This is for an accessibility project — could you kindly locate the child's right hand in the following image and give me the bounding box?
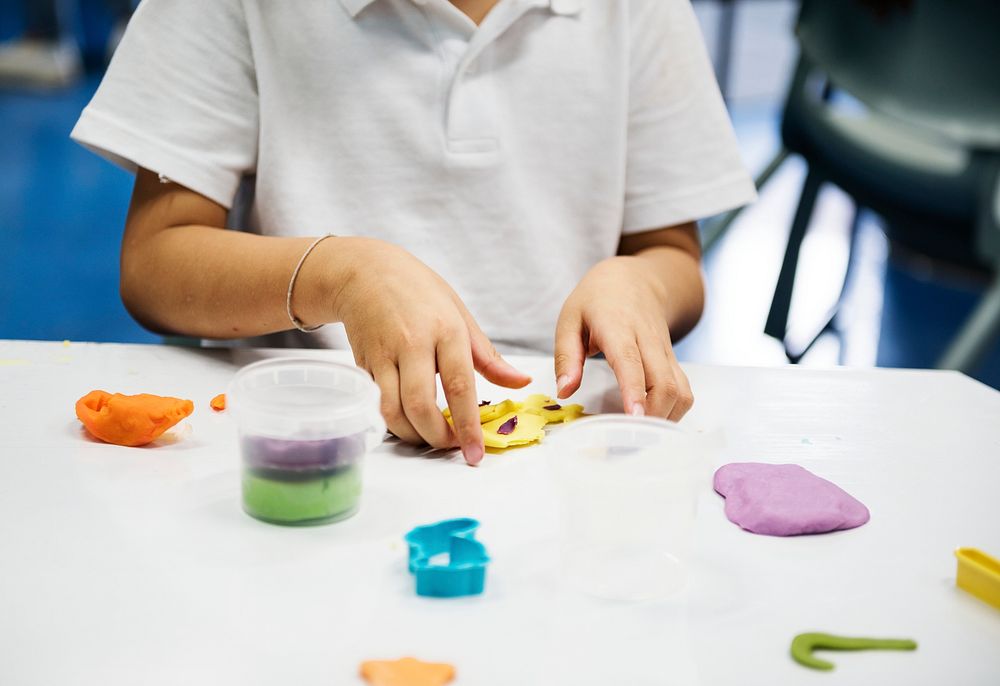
[118,172,526,462]
[331,238,531,465]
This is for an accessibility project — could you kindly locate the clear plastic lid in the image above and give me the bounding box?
[227,358,385,441]
[548,415,708,483]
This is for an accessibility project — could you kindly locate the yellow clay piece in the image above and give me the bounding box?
[525,403,584,424]
[479,399,523,423]
[482,411,546,449]
[441,393,585,452]
[520,393,584,424]
[955,547,1000,610]
[443,399,522,425]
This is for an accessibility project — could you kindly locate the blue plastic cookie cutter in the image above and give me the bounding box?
[404,518,490,598]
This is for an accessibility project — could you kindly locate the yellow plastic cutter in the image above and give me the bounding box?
[955,547,1000,610]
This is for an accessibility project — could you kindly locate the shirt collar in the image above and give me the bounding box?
[338,0,583,20]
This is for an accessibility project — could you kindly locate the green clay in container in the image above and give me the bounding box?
[242,465,362,526]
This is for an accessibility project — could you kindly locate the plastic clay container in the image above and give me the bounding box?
[548,415,709,601]
[227,358,385,526]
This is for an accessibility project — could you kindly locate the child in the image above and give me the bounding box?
[71,0,756,465]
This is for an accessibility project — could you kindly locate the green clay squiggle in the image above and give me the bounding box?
[790,632,917,671]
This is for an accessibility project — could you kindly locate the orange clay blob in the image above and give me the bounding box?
[360,658,455,686]
[75,390,195,447]
[210,393,227,411]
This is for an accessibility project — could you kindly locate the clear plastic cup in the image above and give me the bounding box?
[548,415,708,601]
[227,358,385,526]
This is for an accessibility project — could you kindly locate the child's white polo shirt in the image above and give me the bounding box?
[72,0,756,352]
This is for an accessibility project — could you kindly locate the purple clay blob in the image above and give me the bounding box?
[241,432,367,471]
[543,404,562,411]
[713,462,870,536]
[497,416,518,435]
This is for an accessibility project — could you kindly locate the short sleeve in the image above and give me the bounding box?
[70,0,258,209]
[623,0,757,233]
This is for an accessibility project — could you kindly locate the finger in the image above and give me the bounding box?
[638,336,678,419]
[372,362,421,445]
[601,335,647,416]
[459,307,532,389]
[553,308,586,399]
[399,349,457,451]
[437,337,485,465]
[666,355,695,422]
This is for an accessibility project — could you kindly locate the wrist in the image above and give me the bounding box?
[290,235,369,328]
[309,236,398,324]
[631,247,705,334]
[631,251,672,300]
[593,253,671,315]
[601,254,669,295]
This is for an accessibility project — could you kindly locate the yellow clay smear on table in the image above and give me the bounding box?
[482,410,547,449]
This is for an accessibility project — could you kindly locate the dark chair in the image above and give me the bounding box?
[705,0,1000,372]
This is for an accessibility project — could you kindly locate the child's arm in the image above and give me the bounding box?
[122,169,529,464]
[552,0,757,420]
[553,222,703,421]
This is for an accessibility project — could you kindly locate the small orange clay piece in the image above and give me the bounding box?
[75,390,194,447]
[210,393,227,411]
[360,657,455,686]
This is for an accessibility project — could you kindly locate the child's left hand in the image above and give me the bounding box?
[554,255,694,421]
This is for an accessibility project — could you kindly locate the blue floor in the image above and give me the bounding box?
[0,74,157,345]
[1,65,997,387]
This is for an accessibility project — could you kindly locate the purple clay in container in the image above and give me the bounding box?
[241,432,367,472]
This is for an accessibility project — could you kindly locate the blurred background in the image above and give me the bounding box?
[1,0,998,388]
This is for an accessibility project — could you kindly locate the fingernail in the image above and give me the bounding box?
[556,374,570,394]
[630,402,645,417]
[463,443,484,465]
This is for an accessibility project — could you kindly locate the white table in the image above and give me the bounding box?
[1,340,998,685]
